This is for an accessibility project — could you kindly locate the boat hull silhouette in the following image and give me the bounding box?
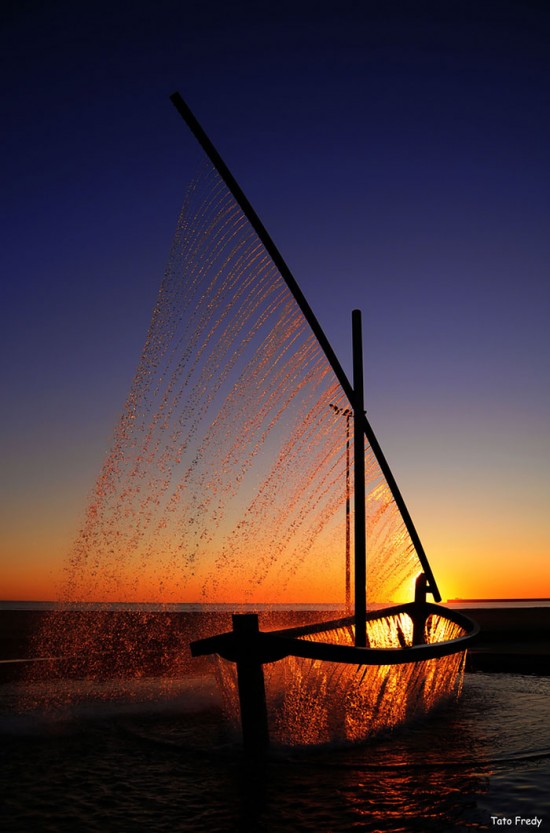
[191,577,479,753]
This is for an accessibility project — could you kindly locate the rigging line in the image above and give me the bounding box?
[169,91,441,602]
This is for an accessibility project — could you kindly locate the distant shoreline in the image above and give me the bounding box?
[2,598,550,612]
[449,598,550,603]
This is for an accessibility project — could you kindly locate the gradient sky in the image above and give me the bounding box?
[1,0,549,602]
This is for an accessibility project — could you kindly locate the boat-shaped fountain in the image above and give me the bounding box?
[166,93,479,754]
[23,93,478,754]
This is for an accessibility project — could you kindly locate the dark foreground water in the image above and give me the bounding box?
[1,671,549,832]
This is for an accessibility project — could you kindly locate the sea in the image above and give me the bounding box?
[1,600,549,832]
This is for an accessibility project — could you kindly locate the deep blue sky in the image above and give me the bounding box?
[2,0,549,599]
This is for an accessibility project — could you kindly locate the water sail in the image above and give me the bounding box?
[52,94,440,616]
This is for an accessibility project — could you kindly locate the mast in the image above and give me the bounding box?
[352,310,367,647]
[169,91,442,604]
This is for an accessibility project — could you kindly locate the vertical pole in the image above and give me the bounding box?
[352,310,367,647]
[232,614,270,756]
[345,411,351,612]
[412,573,428,646]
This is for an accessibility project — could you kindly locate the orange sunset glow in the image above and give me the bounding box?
[3,509,549,605]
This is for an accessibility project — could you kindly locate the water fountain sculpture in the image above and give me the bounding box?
[28,93,478,751]
[167,93,479,753]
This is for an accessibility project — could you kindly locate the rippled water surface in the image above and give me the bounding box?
[2,673,549,832]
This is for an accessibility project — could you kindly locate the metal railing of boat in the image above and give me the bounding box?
[190,601,479,667]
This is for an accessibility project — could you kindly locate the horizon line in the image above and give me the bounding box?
[2,597,550,606]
